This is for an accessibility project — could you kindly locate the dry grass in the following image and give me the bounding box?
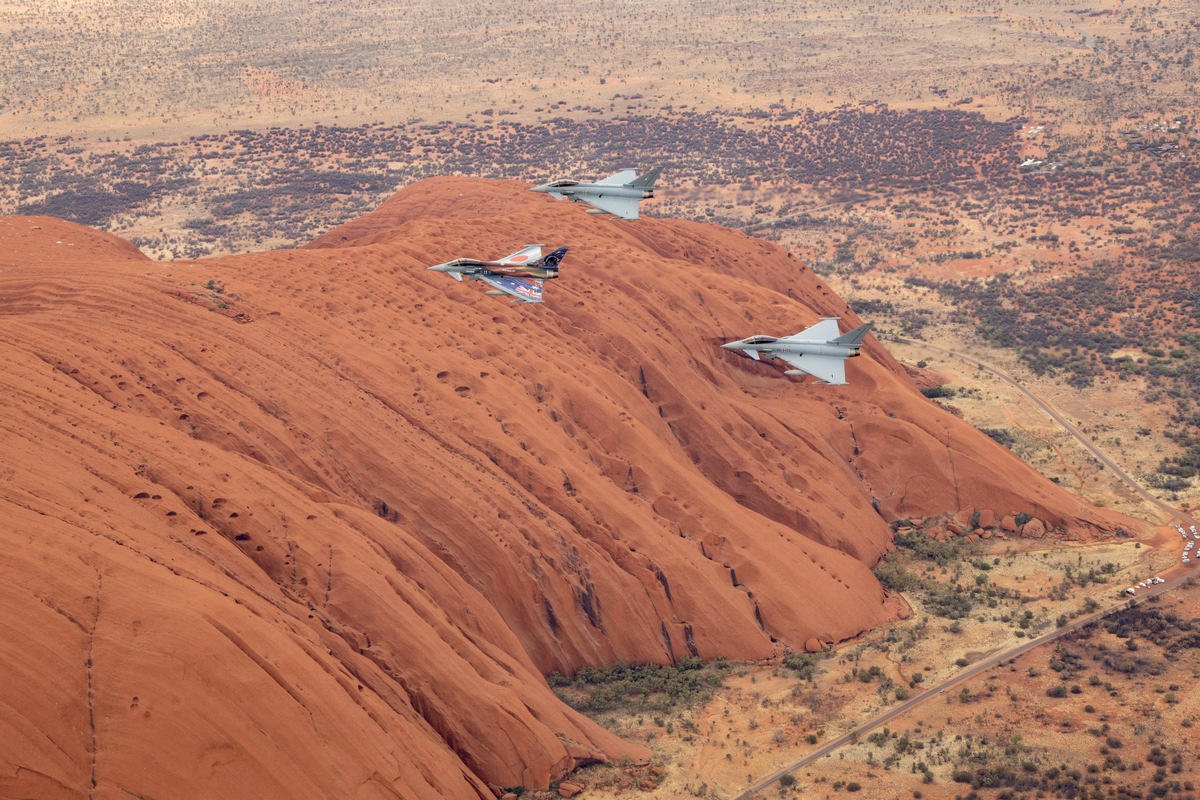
[3,0,1196,140]
[576,542,1197,800]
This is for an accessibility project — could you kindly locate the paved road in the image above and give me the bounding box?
[733,567,1196,799]
[732,338,1198,799]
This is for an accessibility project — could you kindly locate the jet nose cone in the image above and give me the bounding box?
[721,341,743,350]
[530,184,549,194]
[428,263,450,272]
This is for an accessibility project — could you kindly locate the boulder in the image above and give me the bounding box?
[1021,517,1047,538]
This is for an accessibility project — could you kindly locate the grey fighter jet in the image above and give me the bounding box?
[531,167,662,220]
[427,244,567,303]
[721,318,873,385]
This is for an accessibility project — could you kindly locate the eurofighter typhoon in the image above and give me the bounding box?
[427,244,568,303]
[721,318,873,385]
[531,167,662,220]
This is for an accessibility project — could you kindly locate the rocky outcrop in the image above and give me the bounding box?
[0,182,1138,799]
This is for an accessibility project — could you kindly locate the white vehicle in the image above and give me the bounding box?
[1125,588,1137,595]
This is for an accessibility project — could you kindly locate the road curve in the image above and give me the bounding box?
[891,335,1176,518]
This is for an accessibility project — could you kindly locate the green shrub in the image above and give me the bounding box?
[550,659,726,713]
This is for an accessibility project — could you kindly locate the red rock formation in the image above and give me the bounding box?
[0,185,1137,798]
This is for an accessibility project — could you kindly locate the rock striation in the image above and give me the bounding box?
[0,182,1137,798]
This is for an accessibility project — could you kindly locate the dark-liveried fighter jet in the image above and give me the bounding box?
[721,318,873,385]
[531,167,662,220]
[427,244,567,303]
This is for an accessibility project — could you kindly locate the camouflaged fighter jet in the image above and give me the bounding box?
[427,244,568,303]
[531,167,662,220]
[721,318,873,385]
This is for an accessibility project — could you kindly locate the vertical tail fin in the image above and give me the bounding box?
[630,166,663,188]
[832,323,873,347]
[537,246,569,269]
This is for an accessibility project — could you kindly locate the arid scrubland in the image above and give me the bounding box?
[3,0,1194,137]
[3,1,1200,797]
[567,537,1200,800]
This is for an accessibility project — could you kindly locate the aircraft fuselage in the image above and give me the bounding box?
[722,339,863,360]
[428,259,560,281]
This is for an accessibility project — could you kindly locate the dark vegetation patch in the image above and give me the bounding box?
[548,656,728,713]
[910,259,1200,489]
[872,528,1024,622]
[0,106,1014,258]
